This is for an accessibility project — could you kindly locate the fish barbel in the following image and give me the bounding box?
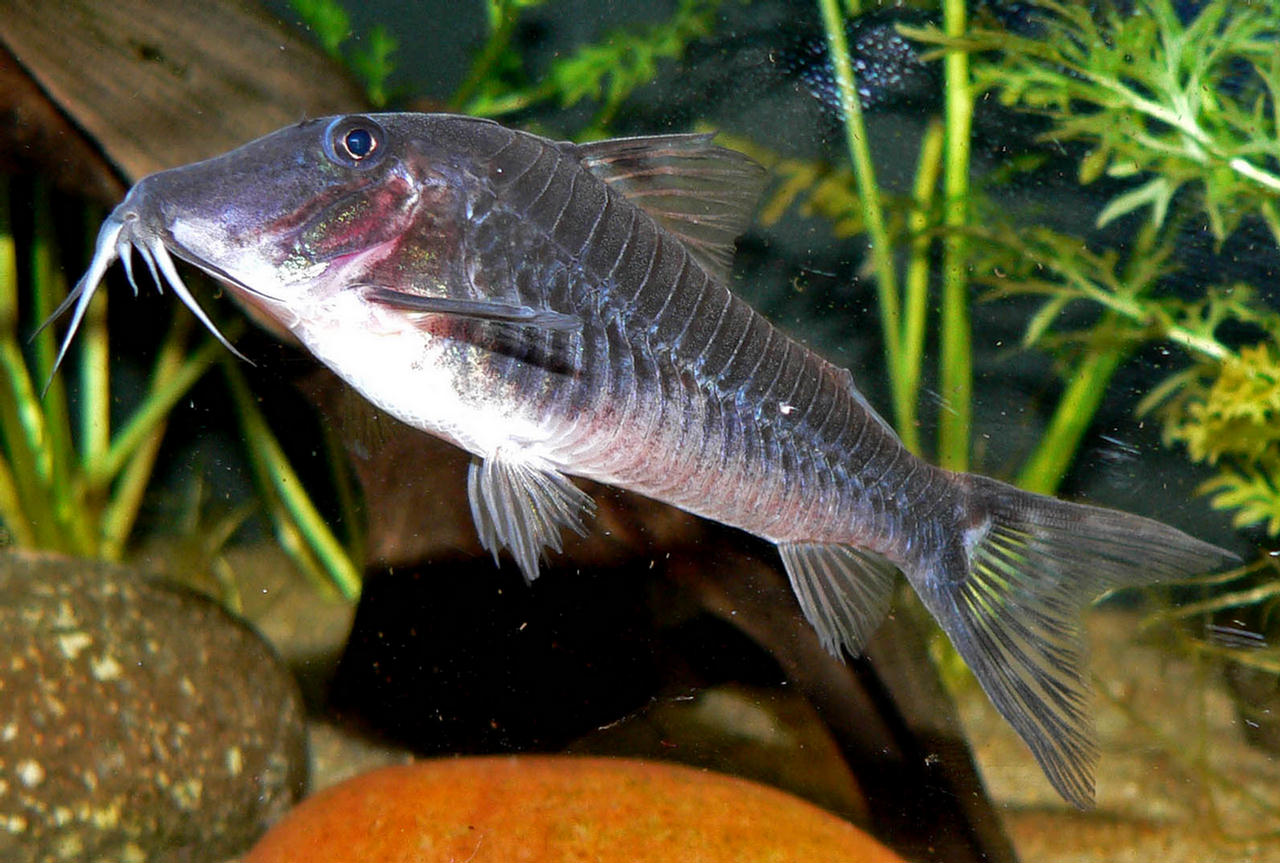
[49,113,1233,807]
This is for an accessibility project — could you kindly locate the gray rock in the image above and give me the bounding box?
[0,551,306,863]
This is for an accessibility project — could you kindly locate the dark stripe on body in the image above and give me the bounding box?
[470,128,939,553]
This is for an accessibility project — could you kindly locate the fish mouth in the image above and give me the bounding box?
[42,207,279,377]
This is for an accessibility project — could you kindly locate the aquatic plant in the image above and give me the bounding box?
[0,180,225,558]
[1146,335,1280,537]
[958,0,1280,244]
[814,0,973,466]
[457,0,723,135]
[0,179,361,600]
[906,3,1280,812]
[290,0,399,107]
[222,358,363,598]
[733,0,1277,522]
[924,0,1280,516]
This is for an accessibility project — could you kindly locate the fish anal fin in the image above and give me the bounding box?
[573,133,767,283]
[777,541,898,658]
[466,453,596,583]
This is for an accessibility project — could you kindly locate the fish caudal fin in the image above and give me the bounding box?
[908,474,1235,808]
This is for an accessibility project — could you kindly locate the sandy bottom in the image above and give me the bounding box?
[955,609,1280,863]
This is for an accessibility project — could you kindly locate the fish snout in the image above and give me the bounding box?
[111,175,174,243]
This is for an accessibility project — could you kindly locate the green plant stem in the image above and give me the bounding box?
[1015,336,1127,494]
[0,454,30,547]
[30,187,82,547]
[98,314,199,559]
[0,181,36,547]
[816,0,905,428]
[1149,576,1280,624]
[0,180,61,548]
[451,1,518,110]
[900,119,946,456]
[99,428,163,560]
[0,339,62,546]
[79,207,109,471]
[223,360,362,600]
[938,0,973,472]
[84,324,238,492]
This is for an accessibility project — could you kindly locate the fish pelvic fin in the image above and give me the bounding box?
[909,473,1237,809]
[776,541,898,658]
[466,452,596,583]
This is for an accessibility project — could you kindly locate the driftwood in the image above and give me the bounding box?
[0,0,366,196]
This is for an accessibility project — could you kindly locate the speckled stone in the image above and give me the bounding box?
[0,551,307,863]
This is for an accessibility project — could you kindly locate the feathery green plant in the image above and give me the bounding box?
[460,0,723,136]
[932,0,1280,519]
[957,0,1280,243]
[291,0,398,107]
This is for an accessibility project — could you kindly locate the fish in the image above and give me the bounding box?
[47,112,1234,808]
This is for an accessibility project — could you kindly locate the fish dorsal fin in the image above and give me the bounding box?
[572,133,767,283]
[776,541,898,658]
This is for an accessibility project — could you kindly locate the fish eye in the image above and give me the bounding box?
[323,116,386,169]
[344,128,374,159]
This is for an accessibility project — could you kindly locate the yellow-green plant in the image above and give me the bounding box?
[457,0,723,136]
[290,0,399,106]
[0,180,361,599]
[0,181,224,558]
[923,0,1280,522]
[1146,335,1280,537]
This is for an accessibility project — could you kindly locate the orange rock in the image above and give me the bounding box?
[245,756,905,862]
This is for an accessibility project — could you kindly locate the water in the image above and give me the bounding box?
[6,0,1280,861]
[268,0,1277,858]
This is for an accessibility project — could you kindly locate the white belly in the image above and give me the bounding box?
[286,289,552,461]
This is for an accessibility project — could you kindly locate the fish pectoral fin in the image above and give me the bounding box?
[572,133,767,284]
[776,541,898,658]
[362,286,582,332]
[467,453,596,583]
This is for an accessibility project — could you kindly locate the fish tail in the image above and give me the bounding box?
[906,473,1234,809]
